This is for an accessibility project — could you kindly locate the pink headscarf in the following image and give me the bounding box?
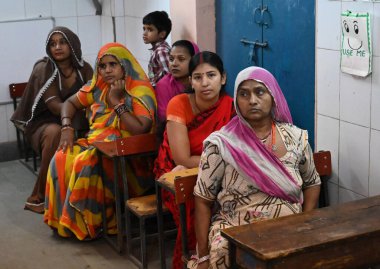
[234,66,292,124]
[205,66,302,204]
[190,41,200,54]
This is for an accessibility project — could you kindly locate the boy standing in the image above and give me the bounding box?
[143,11,172,87]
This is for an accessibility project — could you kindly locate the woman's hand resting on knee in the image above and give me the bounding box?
[58,126,75,153]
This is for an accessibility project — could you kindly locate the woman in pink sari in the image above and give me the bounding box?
[155,40,199,124]
[191,66,321,269]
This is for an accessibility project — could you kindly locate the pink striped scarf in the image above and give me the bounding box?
[205,66,302,203]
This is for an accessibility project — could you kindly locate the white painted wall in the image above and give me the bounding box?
[0,0,169,144]
[316,0,380,204]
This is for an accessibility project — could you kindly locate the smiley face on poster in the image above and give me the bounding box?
[341,11,372,77]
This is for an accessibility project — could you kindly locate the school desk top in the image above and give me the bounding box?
[221,195,380,269]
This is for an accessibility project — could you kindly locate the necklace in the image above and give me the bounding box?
[60,67,75,79]
[259,131,271,143]
[260,121,277,151]
[271,121,277,151]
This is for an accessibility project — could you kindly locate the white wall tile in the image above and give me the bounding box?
[102,0,113,16]
[125,17,150,62]
[138,59,149,75]
[114,0,124,17]
[0,18,52,102]
[124,0,169,18]
[101,16,115,44]
[316,49,340,118]
[316,0,341,50]
[316,115,340,184]
[339,121,370,197]
[124,0,150,17]
[327,182,339,206]
[340,72,371,127]
[339,187,366,204]
[25,0,52,18]
[369,129,380,196]
[0,0,25,21]
[0,105,8,143]
[124,0,170,22]
[51,0,77,17]
[77,0,97,16]
[372,56,380,130]
[83,53,97,70]
[78,16,102,55]
[374,3,380,57]
[341,1,374,13]
[115,17,126,44]
[54,17,78,33]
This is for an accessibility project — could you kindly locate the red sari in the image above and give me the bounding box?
[154,93,235,269]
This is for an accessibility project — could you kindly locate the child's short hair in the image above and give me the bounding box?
[143,11,172,39]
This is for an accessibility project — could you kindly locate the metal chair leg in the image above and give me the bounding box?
[156,183,166,269]
[114,156,126,253]
[126,205,132,258]
[140,217,148,269]
[98,152,125,254]
[23,135,29,162]
[15,129,22,158]
[179,203,188,269]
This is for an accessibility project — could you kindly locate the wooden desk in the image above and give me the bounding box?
[221,195,380,269]
[93,133,157,254]
[156,168,198,269]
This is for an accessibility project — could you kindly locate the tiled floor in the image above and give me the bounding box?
[0,160,174,269]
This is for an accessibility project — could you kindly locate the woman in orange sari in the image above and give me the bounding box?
[154,51,235,269]
[44,43,156,240]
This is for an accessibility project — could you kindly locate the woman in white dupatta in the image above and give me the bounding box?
[190,66,321,269]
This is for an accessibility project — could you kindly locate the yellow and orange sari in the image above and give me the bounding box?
[44,43,156,240]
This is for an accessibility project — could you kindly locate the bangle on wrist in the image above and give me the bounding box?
[190,254,210,264]
[61,126,74,132]
[113,103,123,109]
[61,124,72,129]
[114,103,130,117]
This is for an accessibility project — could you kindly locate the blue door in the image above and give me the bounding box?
[216,0,316,148]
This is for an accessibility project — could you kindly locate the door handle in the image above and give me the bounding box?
[240,39,268,48]
[261,5,270,28]
[260,6,269,28]
[253,7,262,24]
[240,39,268,63]
[253,5,270,27]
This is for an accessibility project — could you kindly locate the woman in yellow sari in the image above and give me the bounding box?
[44,42,156,240]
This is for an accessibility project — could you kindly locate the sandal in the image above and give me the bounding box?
[24,201,44,214]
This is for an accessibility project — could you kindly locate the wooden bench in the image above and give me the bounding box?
[221,194,380,269]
